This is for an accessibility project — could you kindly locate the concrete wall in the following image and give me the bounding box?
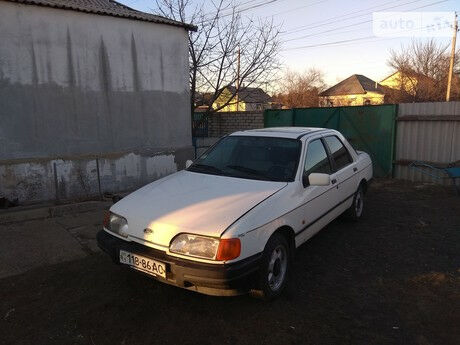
[0,2,193,204]
[208,111,264,137]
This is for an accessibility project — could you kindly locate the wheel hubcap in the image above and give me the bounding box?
[267,245,287,291]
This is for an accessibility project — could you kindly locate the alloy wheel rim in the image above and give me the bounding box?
[267,245,287,291]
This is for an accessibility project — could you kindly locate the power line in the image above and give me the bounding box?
[282,11,451,52]
[280,0,406,35]
[266,0,330,18]
[283,36,377,51]
[198,0,285,24]
[283,0,428,39]
[283,0,449,43]
[199,0,261,20]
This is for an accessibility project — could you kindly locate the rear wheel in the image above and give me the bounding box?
[252,233,290,300]
[346,185,364,220]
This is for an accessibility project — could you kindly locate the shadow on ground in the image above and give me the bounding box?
[1,179,459,345]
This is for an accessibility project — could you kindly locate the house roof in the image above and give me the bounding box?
[227,86,272,103]
[3,0,197,30]
[319,74,385,97]
[381,71,407,83]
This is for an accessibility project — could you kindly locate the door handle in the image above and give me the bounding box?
[353,167,358,172]
[331,178,337,184]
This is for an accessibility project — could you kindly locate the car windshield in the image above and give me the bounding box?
[188,136,301,182]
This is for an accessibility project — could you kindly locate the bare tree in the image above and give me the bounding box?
[273,68,326,108]
[154,0,281,119]
[387,39,459,102]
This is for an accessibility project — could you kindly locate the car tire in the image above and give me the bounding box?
[346,184,364,221]
[252,233,290,300]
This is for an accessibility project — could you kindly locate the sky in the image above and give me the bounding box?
[119,0,459,87]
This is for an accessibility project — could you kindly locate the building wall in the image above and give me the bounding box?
[212,89,245,112]
[244,102,271,111]
[380,72,417,95]
[0,2,193,204]
[208,111,264,137]
[319,92,385,107]
[211,88,271,112]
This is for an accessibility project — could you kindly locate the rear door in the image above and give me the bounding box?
[323,135,358,204]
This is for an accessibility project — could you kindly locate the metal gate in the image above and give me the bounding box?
[264,105,398,177]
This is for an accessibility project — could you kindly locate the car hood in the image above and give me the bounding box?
[110,170,286,248]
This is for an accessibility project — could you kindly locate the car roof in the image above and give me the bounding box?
[230,127,330,139]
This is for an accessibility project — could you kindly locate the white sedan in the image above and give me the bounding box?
[98,127,372,299]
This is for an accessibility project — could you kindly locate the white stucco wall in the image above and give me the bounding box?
[0,2,189,93]
[0,2,193,203]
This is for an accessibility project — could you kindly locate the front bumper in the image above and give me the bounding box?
[97,230,261,296]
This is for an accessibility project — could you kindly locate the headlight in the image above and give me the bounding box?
[104,212,128,238]
[169,234,220,259]
[169,234,241,261]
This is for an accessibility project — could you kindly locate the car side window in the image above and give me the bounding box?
[304,139,332,176]
[324,136,353,171]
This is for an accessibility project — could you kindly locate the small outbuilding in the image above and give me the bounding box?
[0,0,196,204]
[319,74,386,107]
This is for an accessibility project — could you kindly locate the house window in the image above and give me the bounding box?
[364,99,371,105]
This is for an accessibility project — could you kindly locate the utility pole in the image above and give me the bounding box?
[236,46,240,111]
[446,12,458,102]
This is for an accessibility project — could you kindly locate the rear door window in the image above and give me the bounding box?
[323,136,353,171]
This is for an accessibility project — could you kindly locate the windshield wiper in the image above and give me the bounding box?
[189,163,223,175]
[225,165,276,181]
[226,165,261,175]
[226,165,288,182]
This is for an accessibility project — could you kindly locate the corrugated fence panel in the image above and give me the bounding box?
[450,121,460,164]
[398,100,460,116]
[395,101,460,186]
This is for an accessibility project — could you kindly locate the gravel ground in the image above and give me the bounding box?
[0,179,459,345]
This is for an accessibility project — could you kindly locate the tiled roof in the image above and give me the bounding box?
[227,86,272,103]
[319,74,385,96]
[3,0,196,30]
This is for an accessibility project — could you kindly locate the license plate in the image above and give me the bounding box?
[119,250,167,278]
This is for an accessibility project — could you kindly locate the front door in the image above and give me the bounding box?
[295,138,336,245]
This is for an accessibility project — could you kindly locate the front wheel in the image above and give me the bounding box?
[252,233,290,300]
[346,185,364,220]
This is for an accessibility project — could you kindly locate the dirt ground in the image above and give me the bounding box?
[0,179,459,345]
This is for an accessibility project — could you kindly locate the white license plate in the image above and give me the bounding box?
[119,250,167,278]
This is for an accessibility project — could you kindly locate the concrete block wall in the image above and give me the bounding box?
[208,111,264,137]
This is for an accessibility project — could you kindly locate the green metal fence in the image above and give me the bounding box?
[264,105,398,177]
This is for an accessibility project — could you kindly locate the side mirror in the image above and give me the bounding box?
[308,173,331,186]
[185,160,193,169]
